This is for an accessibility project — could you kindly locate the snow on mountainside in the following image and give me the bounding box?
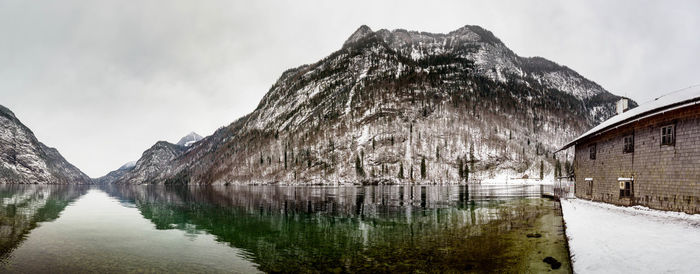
[121,161,137,169]
[0,105,91,184]
[176,132,203,147]
[113,25,635,185]
[371,26,611,101]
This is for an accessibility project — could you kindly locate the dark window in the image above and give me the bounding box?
[619,181,633,198]
[661,125,675,146]
[623,135,634,153]
[586,180,593,196]
[589,144,596,160]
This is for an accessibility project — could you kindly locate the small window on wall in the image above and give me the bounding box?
[623,135,634,153]
[586,180,593,196]
[589,144,596,160]
[661,125,675,146]
[619,181,633,198]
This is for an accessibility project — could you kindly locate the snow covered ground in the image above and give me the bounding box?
[561,199,700,273]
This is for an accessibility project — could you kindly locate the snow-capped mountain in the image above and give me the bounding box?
[369,25,611,101]
[176,132,203,147]
[115,25,635,185]
[0,105,91,184]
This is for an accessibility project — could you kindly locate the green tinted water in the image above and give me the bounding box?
[0,184,570,273]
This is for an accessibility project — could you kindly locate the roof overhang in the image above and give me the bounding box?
[557,86,700,153]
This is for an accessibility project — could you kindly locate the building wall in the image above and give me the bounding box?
[574,105,700,214]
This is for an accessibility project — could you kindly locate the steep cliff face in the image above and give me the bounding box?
[118,25,635,185]
[0,105,91,184]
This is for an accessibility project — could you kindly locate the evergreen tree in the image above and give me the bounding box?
[398,162,404,179]
[410,166,414,180]
[355,155,364,177]
[469,143,475,172]
[539,160,544,180]
[421,157,427,179]
[464,162,469,182]
[436,146,440,160]
[307,149,311,168]
[458,157,464,179]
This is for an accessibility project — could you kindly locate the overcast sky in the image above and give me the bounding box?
[1,0,698,177]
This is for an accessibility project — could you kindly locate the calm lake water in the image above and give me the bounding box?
[0,184,570,273]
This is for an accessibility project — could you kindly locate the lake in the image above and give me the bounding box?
[0,184,570,273]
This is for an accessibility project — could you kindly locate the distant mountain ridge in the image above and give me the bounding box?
[93,161,136,184]
[0,105,91,184]
[114,141,186,184]
[99,132,200,184]
[110,25,635,185]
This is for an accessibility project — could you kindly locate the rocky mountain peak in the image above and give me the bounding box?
[0,104,91,184]
[176,132,203,147]
[113,141,186,184]
[449,25,503,45]
[342,25,374,47]
[0,104,16,119]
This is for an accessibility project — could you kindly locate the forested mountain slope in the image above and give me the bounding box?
[117,25,635,185]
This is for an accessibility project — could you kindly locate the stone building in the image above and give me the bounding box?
[559,86,700,214]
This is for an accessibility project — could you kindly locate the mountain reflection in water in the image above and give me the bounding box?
[0,185,88,259]
[0,184,569,273]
